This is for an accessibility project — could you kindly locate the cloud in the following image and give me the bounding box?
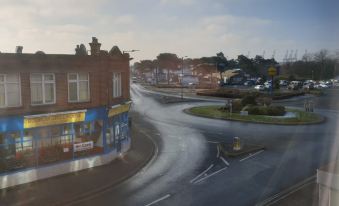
[0,0,333,62]
[160,0,195,5]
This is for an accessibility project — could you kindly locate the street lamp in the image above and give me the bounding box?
[181,56,188,99]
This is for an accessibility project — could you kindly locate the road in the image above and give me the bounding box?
[72,84,339,206]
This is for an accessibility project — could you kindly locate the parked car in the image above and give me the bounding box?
[288,81,302,90]
[303,83,314,90]
[254,85,265,91]
[314,83,329,89]
[279,80,288,86]
[244,80,255,86]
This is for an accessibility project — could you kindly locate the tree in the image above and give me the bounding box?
[157,53,180,84]
[216,52,228,80]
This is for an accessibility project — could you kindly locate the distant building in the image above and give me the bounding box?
[222,69,247,85]
[0,37,132,188]
[192,63,219,87]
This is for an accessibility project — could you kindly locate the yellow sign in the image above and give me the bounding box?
[108,103,131,117]
[24,112,85,129]
[268,67,277,76]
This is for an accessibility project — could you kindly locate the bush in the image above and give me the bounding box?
[267,105,285,116]
[232,99,243,112]
[241,95,257,106]
[245,105,286,116]
[257,97,272,106]
[246,106,261,115]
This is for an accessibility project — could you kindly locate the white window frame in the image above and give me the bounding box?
[112,72,122,98]
[0,73,22,108]
[30,73,56,105]
[68,73,90,102]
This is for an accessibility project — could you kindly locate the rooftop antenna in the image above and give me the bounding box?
[247,51,250,58]
[262,50,266,58]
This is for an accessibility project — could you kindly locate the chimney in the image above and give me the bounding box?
[89,37,101,56]
[16,46,23,54]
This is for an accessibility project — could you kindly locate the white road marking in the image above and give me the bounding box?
[190,164,214,183]
[216,145,220,158]
[220,156,230,166]
[239,150,264,162]
[145,194,171,206]
[193,167,227,184]
[206,140,219,144]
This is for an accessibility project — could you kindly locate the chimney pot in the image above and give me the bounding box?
[16,46,23,54]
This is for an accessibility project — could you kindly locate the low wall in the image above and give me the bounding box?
[0,139,131,189]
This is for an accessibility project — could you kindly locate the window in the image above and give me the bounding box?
[68,73,90,102]
[16,131,33,152]
[113,72,122,98]
[0,73,21,108]
[30,73,56,105]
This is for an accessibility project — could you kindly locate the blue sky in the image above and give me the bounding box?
[0,0,338,62]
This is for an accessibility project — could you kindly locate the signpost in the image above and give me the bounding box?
[268,66,277,96]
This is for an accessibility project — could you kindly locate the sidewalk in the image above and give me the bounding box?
[0,121,156,206]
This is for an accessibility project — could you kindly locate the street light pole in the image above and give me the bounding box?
[181,56,187,99]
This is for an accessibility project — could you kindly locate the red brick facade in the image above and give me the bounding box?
[0,47,130,117]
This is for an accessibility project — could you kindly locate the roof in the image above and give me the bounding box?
[222,69,244,78]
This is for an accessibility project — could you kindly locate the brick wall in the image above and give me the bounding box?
[0,53,130,117]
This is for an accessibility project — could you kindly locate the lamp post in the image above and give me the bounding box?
[181,56,188,99]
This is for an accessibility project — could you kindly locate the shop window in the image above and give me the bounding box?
[113,72,122,98]
[37,128,50,148]
[0,73,21,108]
[68,73,90,102]
[114,124,120,142]
[61,125,72,145]
[30,73,56,105]
[16,131,33,152]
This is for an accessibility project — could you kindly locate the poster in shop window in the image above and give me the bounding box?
[73,141,93,152]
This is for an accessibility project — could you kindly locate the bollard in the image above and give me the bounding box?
[233,137,241,151]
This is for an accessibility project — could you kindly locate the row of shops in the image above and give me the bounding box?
[0,102,131,174]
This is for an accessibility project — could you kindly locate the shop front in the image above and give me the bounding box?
[0,103,131,175]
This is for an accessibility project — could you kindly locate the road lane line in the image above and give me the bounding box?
[206,140,219,144]
[145,194,171,206]
[220,156,230,166]
[239,150,264,162]
[193,167,227,184]
[190,164,214,183]
[216,145,220,158]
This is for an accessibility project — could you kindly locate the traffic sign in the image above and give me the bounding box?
[268,66,277,76]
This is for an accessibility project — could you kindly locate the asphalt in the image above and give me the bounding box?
[0,114,156,206]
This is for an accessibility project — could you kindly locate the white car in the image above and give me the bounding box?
[254,85,265,91]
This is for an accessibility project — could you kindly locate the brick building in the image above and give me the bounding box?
[0,37,132,187]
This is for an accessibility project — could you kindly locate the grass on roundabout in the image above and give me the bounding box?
[187,105,325,125]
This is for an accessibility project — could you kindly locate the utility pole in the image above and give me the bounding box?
[181,56,188,99]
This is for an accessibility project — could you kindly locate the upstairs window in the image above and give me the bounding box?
[68,73,90,102]
[30,73,56,105]
[113,72,122,98]
[0,73,21,108]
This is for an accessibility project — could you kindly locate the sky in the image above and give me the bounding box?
[0,0,338,62]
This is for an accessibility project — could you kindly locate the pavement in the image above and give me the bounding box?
[0,113,156,206]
